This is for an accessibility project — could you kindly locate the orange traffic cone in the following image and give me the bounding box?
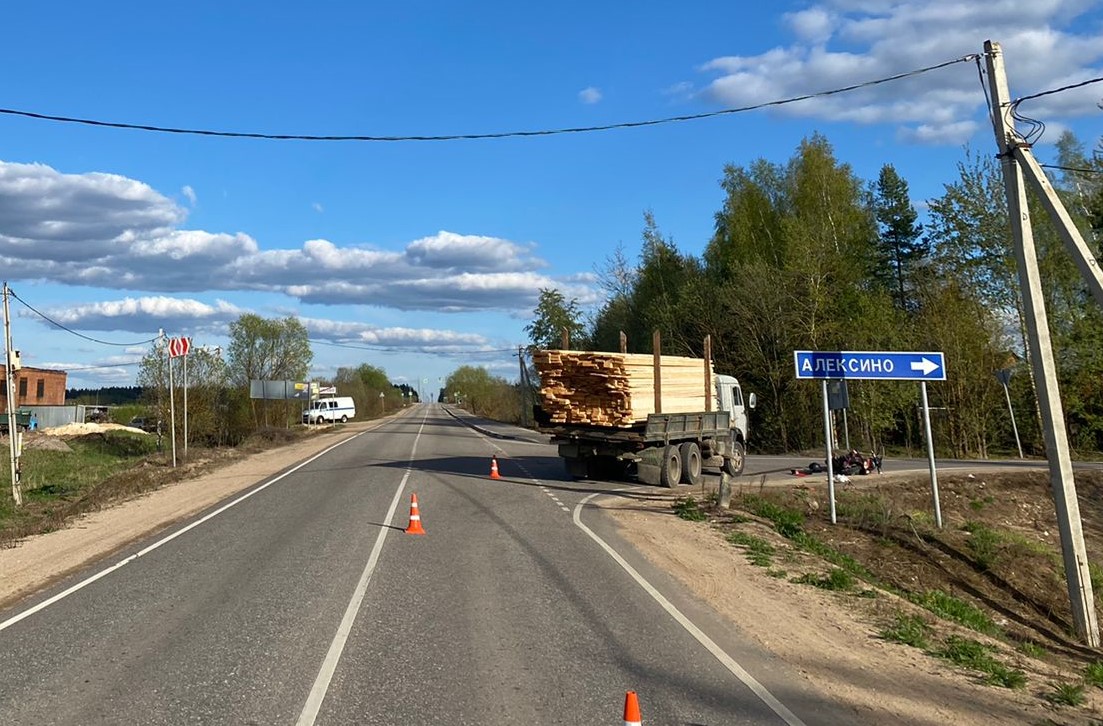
[623,691,642,725]
[489,456,501,480]
[405,493,426,535]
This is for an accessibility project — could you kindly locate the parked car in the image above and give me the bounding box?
[128,416,161,433]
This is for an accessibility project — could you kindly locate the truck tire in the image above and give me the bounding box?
[723,441,746,477]
[679,442,702,485]
[340,415,348,423]
[565,457,589,480]
[659,445,682,488]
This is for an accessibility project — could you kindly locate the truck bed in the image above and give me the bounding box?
[539,410,730,445]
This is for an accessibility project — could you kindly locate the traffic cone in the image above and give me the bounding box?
[405,493,426,535]
[623,691,642,725]
[490,455,501,480]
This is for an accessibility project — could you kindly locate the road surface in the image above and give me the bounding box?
[0,403,857,725]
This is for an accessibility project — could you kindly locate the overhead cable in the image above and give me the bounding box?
[0,56,978,143]
[10,290,161,347]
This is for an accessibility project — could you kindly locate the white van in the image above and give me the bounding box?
[303,396,357,424]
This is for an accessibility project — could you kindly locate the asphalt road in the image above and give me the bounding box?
[0,403,860,725]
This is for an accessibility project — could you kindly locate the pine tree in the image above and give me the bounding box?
[872,164,926,311]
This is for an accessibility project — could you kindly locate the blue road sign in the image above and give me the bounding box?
[794,350,946,381]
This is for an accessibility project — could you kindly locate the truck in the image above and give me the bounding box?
[0,410,32,434]
[533,350,755,487]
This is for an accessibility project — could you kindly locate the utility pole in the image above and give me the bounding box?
[984,39,1099,646]
[3,283,22,506]
[518,346,529,428]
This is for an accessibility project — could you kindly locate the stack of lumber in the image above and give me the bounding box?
[533,350,712,427]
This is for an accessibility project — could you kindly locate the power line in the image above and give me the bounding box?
[9,290,161,347]
[1013,76,1103,104]
[1041,163,1103,175]
[0,55,978,143]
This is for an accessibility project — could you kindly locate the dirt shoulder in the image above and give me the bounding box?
[601,470,1103,726]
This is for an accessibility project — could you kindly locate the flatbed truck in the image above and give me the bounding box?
[537,374,754,487]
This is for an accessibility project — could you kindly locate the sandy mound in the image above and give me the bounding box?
[41,423,148,437]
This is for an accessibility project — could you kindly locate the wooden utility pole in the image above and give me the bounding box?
[3,283,22,506]
[652,330,662,414]
[984,39,1099,646]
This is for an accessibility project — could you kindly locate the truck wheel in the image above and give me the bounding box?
[659,445,682,488]
[340,415,348,423]
[722,442,746,477]
[679,442,702,485]
[565,457,589,480]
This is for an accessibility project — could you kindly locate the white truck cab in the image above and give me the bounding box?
[715,374,755,443]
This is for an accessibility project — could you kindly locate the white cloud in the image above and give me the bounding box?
[579,86,603,104]
[0,160,597,314]
[694,1,1103,145]
[312,202,324,213]
[33,296,247,334]
[182,185,197,205]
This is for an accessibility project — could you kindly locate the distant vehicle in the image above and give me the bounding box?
[128,416,161,433]
[86,406,109,423]
[302,396,356,425]
[0,410,32,433]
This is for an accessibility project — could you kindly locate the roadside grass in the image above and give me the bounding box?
[1018,641,1047,659]
[881,614,932,649]
[934,636,1026,689]
[908,590,1002,638]
[726,531,776,567]
[672,496,708,522]
[794,568,855,591]
[1046,682,1086,707]
[1084,661,1103,688]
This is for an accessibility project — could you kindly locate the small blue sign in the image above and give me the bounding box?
[793,350,946,381]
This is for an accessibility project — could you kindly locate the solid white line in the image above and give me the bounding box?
[573,492,807,726]
[296,411,428,726]
[0,427,374,633]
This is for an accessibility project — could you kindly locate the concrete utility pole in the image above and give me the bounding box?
[3,283,22,506]
[984,39,1099,647]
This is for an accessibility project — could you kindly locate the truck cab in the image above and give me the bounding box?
[715,374,755,446]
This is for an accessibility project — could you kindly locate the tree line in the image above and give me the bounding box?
[135,314,417,446]
[526,131,1103,458]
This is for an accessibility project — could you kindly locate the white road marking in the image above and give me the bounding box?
[297,411,428,726]
[0,425,378,633]
[573,492,807,726]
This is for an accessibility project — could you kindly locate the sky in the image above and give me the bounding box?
[0,1,1101,396]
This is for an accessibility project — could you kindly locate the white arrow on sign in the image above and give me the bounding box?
[910,357,940,376]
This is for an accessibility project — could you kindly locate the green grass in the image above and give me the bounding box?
[0,431,165,545]
[932,636,1026,689]
[963,521,1001,570]
[1084,661,1103,688]
[881,614,931,648]
[741,495,804,537]
[1017,641,1047,659]
[1046,682,1086,707]
[726,531,776,567]
[836,492,894,532]
[793,568,855,591]
[969,495,995,512]
[766,568,787,579]
[672,496,707,522]
[908,590,1002,637]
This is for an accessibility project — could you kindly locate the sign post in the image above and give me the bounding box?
[167,336,191,467]
[794,350,947,527]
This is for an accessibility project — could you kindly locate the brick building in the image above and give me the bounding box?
[0,367,68,412]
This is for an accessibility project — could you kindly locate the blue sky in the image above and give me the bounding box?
[1,1,1101,393]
